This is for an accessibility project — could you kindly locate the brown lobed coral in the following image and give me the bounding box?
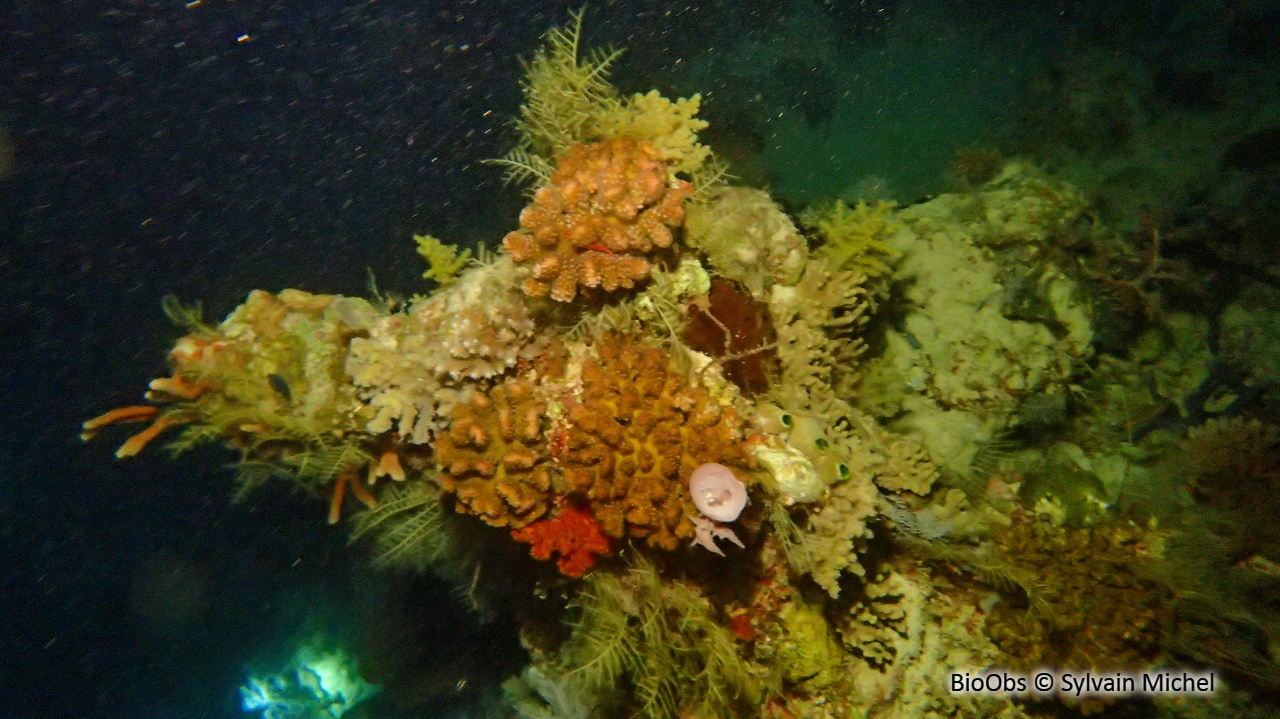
[1183,417,1280,497]
[433,379,556,529]
[503,138,690,302]
[554,334,755,550]
[984,513,1168,672]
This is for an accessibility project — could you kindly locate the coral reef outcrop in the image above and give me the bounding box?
[84,12,1256,719]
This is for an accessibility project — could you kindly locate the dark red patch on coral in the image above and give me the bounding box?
[727,610,756,642]
[685,278,777,395]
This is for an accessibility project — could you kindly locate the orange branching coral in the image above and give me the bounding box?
[511,502,611,578]
[327,472,378,525]
[503,138,690,302]
[81,405,159,441]
[557,334,755,550]
[434,379,555,528]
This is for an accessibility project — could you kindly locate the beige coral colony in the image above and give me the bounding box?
[81,9,1278,719]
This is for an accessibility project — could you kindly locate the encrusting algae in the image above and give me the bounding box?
[84,10,1275,719]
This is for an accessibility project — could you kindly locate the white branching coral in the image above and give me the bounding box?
[799,472,879,597]
[409,256,547,380]
[346,313,455,444]
[345,258,546,443]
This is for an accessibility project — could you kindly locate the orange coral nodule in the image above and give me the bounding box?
[327,472,378,524]
[374,450,406,482]
[511,503,611,578]
[328,473,352,525]
[503,138,690,303]
[727,609,757,642]
[348,474,378,509]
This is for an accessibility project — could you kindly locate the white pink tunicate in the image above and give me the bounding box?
[689,463,747,523]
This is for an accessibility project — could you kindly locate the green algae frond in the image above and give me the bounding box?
[349,481,450,571]
[413,233,471,287]
[562,558,760,719]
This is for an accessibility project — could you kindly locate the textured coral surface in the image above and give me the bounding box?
[345,259,542,443]
[557,335,754,550]
[434,379,555,528]
[503,138,689,302]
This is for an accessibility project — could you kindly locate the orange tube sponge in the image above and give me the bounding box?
[115,414,184,459]
[503,138,690,302]
[434,379,555,528]
[511,503,611,578]
[83,405,190,459]
[80,405,159,441]
[557,334,755,550]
